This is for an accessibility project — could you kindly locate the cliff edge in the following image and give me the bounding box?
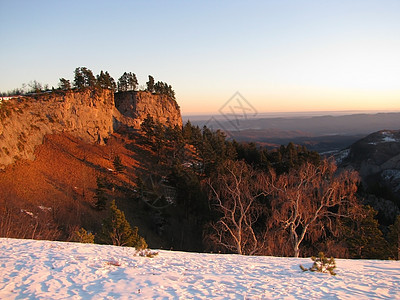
[0,89,182,169]
[114,91,182,129]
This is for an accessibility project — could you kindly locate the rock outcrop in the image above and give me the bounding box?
[114,91,182,129]
[0,89,115,169]
[0,89,182,169]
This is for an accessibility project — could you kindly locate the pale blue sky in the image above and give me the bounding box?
[1,0,399,114]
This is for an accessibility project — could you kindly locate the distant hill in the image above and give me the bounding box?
[338,130,400,223]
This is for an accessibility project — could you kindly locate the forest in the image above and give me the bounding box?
[136,116,399,259]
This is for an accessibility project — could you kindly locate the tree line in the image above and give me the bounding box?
[1,67,176,100]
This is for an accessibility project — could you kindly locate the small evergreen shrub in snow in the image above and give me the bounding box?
[300,252,336,275]
[137,249,159,258]
[72,228,95,243]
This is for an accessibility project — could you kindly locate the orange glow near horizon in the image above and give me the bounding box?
[180,88,400,115]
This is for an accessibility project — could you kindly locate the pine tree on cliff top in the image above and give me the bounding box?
[146,75,155,93]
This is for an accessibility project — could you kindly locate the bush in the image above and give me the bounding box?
[137,249,159,258]
[300,252,337,275]
[71,228,95,243]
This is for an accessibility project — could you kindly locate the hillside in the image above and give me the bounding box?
[0,88,191,250]
[338,130,400,224]
[0,238,399,299]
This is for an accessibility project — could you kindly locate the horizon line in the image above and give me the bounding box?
[182,109,400,118]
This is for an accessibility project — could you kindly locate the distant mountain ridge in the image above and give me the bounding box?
[190,112,400,152]
[192,112,400,136]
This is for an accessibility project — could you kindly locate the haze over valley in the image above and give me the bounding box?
[187,112,400,152]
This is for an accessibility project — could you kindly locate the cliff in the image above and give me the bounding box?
[114,91,182,129]
[0,89,182,169]
[0,89,114,169]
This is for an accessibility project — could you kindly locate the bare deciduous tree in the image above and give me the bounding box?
[206,160,265,255]
[264,159,359,257]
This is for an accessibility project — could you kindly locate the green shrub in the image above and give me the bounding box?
[71,228,95,243]
[300,252,336,275]
[97,200,148,249]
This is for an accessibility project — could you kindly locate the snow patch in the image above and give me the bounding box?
[382,169,400,181]
[0,238,399,299]
[38,205,52,212]
[335,149,350,164]
[380,131,399,143]
[368,131,399,145]
[20,209,34,217]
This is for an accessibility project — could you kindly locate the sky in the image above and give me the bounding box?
[1,0,399,115]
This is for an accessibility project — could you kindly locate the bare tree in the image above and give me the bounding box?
[264,159,359,257]
[207,160,265,255]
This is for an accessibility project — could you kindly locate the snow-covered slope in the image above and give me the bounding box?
[0,238,399,299]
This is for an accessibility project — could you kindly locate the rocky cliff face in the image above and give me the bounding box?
[114,91,182,129]
[0,89,115,169]
[0,89,183,170]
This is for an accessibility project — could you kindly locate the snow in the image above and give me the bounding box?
[1,238,400,299]
[335,149,350,164]
[382,169,400,181]
[38,205,52,212]
[368,131,399,145]
[380,131,399,143]
[383,136,398,142]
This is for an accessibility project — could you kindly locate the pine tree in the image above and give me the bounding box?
[94,176,108,210]
[97,200,147,248]
[117,72,138,92]
[113,155,124,173]
[388,215,400,260]
[342,205,388,259]
[74,67,97,89]
[141,114,156,141]
[183,121,193,142]
[126,72,138,91]
[82,67,96,88]
[74,67,85,89]
[97,71,116,91]
[58,78,71,90]
[146,75,155,93]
